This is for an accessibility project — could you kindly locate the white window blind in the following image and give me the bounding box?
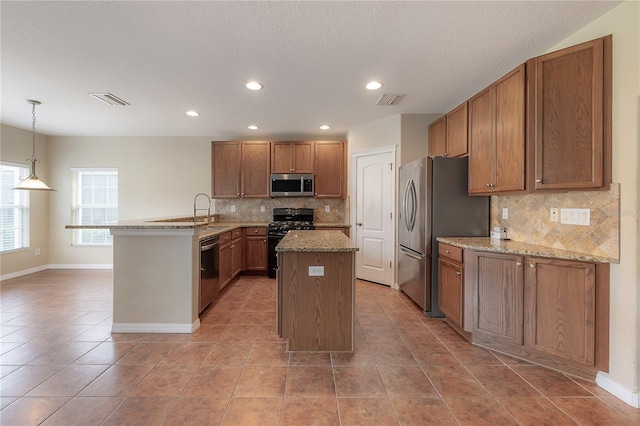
[0,162,30,253]
[72,168,118,245]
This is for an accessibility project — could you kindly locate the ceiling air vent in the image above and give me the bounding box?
[376,93,405,106]
[89,92,130,106]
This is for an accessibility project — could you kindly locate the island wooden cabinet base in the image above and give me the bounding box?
[277,250,355,352]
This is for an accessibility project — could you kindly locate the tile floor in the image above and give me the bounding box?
[1,269,638,425]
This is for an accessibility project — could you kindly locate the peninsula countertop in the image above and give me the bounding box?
[276,230,358,253]
[437,237,618,264]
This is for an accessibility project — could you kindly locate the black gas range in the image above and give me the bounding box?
[267,208,315,278]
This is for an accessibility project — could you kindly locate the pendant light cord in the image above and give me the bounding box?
[31,101,38,162]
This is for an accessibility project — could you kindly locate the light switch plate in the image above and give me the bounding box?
[325,205,330,212]
[309,266,324,276]
[260,205,265,212]
[550,208,558,222]
[560,208,590,226]
[502,208,508,219]
[230,205,236,213]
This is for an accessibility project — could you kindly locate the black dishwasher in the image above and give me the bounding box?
[199,235,219,313]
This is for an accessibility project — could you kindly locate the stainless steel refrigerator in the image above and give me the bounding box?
[398,156,489,317]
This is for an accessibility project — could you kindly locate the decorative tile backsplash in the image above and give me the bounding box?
[491,183,620,260]
[213,198,347,223]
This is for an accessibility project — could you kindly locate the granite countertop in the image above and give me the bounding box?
[314,223,351,228]
[437,237,618,264]
[276,230,358,253]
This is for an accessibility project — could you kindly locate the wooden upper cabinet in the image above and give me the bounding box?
[468,64,526,195]
[427,116,447,157]
[428,102,468,158]
[531,36,611,190]
[446,102,468,158]
[211,141,270,198]
[314,140,346,198]
[212,141,241,197]
[240,142,270,197]
[271,141,314,174]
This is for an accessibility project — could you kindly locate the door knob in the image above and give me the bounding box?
[356,222,363,226]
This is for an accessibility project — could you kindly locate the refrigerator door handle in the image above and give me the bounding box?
[403,179,417,232]
[399,245,424,260]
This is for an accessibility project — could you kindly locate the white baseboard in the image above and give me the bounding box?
[48,264,113,270]
[596,372,640,408]
[0,265,49,281]
[112,319,200,334]
[1,264,113,281]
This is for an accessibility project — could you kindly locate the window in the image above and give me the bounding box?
[72,168,118,245]
[0,162,30,253]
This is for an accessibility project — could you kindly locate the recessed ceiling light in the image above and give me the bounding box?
[320,125,330,130]
[248,125,259,130]
[366,81,383,90]
[186,110,199,117]
[246,81,263,91]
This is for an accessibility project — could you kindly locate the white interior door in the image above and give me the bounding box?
[354,147,395,286]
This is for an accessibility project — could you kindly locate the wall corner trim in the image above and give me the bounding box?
[596,372,640,408]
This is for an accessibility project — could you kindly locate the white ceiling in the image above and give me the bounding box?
[1,1,620,139]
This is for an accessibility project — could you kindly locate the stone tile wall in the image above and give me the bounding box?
[213,198,347,223]
[491,183,620,260]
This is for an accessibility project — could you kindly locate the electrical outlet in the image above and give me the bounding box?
[308,266,324,276]
[230,205,236,213]
[502,208,508,219]
[35,248,41,256]
[550,208,559,222]
[260,205,265,212]
[324,205,330,212]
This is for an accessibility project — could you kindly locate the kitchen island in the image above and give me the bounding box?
[276,230,358,351]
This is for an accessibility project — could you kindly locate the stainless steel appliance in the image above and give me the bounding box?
[398,157,489,316]
[270,174,314,197]
[267,208,315,278]
[199,234,219,313]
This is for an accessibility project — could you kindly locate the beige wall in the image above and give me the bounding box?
[0,125,50,277]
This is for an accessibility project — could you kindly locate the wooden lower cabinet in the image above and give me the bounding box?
[244,227,268,271]
[219,238,232,290]
[466,249,609,378]
[469,251,524,346]
[219,229,243,290]
[437,242,465,328]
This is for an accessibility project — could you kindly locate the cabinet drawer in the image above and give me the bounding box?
[232,228,242,240]
[245,227,267,236]
[219,232,232,244]
[439,243,463,263]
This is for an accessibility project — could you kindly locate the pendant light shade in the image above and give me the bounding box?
[14,99,54,191]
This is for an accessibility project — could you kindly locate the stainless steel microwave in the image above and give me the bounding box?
[270,174,314,197]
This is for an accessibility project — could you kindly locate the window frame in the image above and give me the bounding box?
[0,162,31,254]
[71,168,118,247]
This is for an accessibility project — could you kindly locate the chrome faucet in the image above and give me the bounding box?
[193,193,211,224]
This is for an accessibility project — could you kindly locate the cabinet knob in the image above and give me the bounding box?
[530,263,536,268]
[456,271,461,275]
[254,230,258,233]
[486,183,491,187]
[536,179,543,183]
[443,152,448,157]
[516,262,522,266]
[263,239,267,243]
[445,249,450,254]
[236,193,240,196]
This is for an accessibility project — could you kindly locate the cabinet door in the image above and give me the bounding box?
[219,241,232,290]
[314,141,345,198]
[241,142,270,197]
[533,37,609,190]
[494,65,525,192]
[472,251,524,345]
[271,142,314,173]
[271,142,293,173]
[293,142,314,173]
[231,238,243,277]
[245,236,268,271]
[212,142,241,198]
[428,116,447,157]
[446,102,468,158]
[468,87,495,194]
[525,258,596,366]
[438,258,463,328]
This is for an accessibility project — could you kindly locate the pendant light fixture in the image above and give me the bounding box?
[14,99,54,191]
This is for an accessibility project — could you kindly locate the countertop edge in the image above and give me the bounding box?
[437,237,618,264]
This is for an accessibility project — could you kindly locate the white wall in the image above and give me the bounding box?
[47,136,212,266]
[0,124,50,277]
[548,0,639,406]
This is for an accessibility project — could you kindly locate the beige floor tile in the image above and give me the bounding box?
[0,396,69,425]
[337,397,398,426]
[40,396,123,425]
[234,366,287,397]
[222,397,282,426]
[281,397,339,425]
[284,366,335,398]
[163,397,229,425]
[101,396,176,425]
